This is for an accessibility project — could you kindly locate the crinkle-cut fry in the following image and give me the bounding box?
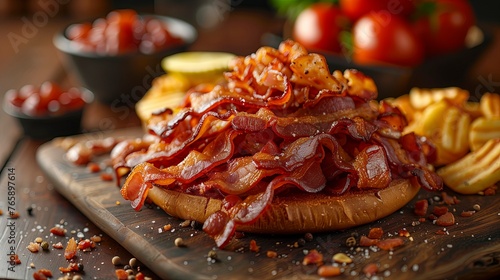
[414,100,470,165]
[136,74,191,123]
[469,117,500,151]
[437,139,500,194]
[389,94,418,123]
[480,92,500,118]
[464,101,483,120]
[409,87,469,110]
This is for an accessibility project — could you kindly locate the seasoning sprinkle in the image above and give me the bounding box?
[27,206,33,216]
[41,241,49,251]
[346,236,357,247]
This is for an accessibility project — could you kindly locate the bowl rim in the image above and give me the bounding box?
[53,14,198,59]
[3,87,94,120]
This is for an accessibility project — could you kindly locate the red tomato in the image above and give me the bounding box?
[413,0,475,56]
[353,13,424,67]
[66,23,92,41]
[4,82,88,116]
[39,81,63,108]
[339,0,417,21]
[292,3,350,53]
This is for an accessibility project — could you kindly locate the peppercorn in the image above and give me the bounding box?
[304,233,314,242]
[27,206,33,216]
[207,250,218,260]
[296,238,306,247]
[41,241,49,251]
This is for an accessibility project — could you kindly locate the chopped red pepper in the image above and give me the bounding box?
[302,249,324,266]
[414,199,428,217]
[64,237,77,260]
[432,205,449,216]
[359,235,379,247]
[377,238,404,250]
[368,227,384,239]
[50,226,65,236]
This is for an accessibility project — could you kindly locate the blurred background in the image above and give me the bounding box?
[1,0,500,98]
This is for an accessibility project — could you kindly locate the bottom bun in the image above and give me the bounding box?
[148,179,419,234]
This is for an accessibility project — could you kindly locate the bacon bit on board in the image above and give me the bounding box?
[414,199,428,216]
[428,213,438,221]
[87,162,101,173]
[27,242,41,253]
[90,235,102,243]
[266,250,278,258]
[377,238,405,250]
[52,242,64,249]
[59,262,83,273]
[359,235,379,247]
[398,229,410,237]
[432,205,449,216]
[9,211,20,219]
[441,192,459,205]
[436,212,455,227]
[38,268,53,277]
[302,249,324,266]
[163,224,172,231]
[483,186,497,196]
[367,227,384,239]
[460,210,476,217]
[317,265,342,277]
[64,237,77,260]
[363,263,379,277]
[33,268,53,280]
[10,254,21,265]
[77,239,95,251]
[436,228,448,235]
[100,172,114,181]
[50,226,65,236]
[249,239,260,253]
[135,272,145,280]
[115,269,129,280]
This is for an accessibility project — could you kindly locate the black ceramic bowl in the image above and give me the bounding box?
[53,15,197,105]
[3,88,93,140]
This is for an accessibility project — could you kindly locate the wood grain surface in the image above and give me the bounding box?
[36,128,500,280]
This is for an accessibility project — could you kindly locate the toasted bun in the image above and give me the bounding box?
[148,179,419,234]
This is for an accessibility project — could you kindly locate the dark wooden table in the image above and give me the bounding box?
[1,7,500,280]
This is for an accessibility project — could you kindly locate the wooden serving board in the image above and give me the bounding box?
[37,128,500,280]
